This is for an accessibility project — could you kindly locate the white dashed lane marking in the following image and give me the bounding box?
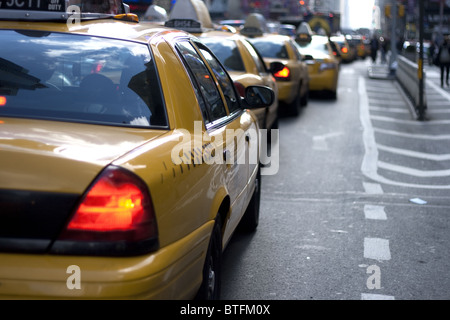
[364,237,391,261]
[361,293,395,300]
[364,205,387,220]
[363,182,384,194]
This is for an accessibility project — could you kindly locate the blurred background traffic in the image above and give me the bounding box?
[126,0,449,68]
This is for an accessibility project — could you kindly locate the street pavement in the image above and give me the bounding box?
[367,56,450,122]
[221,57,450,300]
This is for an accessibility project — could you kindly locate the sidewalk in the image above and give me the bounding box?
[367,57,450,120]
[367,63,396,80]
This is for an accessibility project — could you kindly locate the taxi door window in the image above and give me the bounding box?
[195,42,241,114]
[287,41,301,61]
[176,41,227,123]
[242,39,267,74]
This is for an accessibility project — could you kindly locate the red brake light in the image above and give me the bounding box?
[59,167,157,242]
[274,67,291,80]
[0,96,6,106]
[342,47,348,54]
[234,81,246,97]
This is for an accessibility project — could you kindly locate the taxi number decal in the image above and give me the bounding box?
[165,19,201,30]
[0,0,65,12]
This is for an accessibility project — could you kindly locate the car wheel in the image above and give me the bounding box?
[330,90,337,100]
[240,167,261,232]
[271,115,279,130]
[289,93,301,116]
[195,217,222,300]
[301,87,309,107]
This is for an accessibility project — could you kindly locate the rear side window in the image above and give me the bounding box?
[196,43,241,114]
[250,39,288,59]
[287,40,303,61]
[176,41,228,122]
[241,39,267,74]
[0,30,167,128]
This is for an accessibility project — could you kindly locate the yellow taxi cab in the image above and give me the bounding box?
[330,34,355,63]
[165,0,281,131]
[241,13,310,117]
[296,33,340,100]
[0,0,275,299]
[346,34,366,60]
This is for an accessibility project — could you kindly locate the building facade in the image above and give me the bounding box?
[377,0,450,42]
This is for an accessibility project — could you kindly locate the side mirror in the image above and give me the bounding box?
[302,54,314,61]
[242,85,275,109]
[269,61,285,75]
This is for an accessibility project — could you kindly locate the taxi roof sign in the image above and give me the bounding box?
[297,22,313,36]
[296,21,313,43]
[240,13,268,38]
[166,0,213,32]
[0,0,127,21]
[143,4,167,22]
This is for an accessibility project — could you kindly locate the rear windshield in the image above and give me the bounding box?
[248,39,288,59]
[201,38,245,72]
[0,30,167,128]
[297,37,330,58]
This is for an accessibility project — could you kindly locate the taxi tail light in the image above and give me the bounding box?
[274,66,291,81]
[59,166,157,243]
[234,81,246,97]
[341,47,348,54]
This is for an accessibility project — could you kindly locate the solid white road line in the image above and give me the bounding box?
[426,78,450,102]
[371,114,450,125]
[374,127,450,140]
[377,143,450,161]
[378,161,450,178]
[363,182,384,194]
[358,76,450,189]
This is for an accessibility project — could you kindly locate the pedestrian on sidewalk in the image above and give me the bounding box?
[437,35,450,87]
[370,34,379,64]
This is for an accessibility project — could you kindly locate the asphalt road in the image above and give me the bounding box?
[220,58,450,300]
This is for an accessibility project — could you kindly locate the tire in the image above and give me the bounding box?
[240,167,261,232]
[195,217,222,300]
[330,90,337,100]
[289,93,301,116]
[300,86,309,107]
[271,115,279,130]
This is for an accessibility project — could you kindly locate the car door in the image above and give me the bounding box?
[176,40,257,239]
[287,39,309,101]
[241,38,279,129]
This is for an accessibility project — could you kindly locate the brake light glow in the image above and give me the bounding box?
[341,47,348,54]
[234,81,246,97]
[0,96,6,106]
[274,67,291,80]
[59,166,157,242]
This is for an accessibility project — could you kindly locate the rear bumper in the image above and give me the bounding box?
[0,222,213,299]
[308,70,338,92]
[276,81,298,104]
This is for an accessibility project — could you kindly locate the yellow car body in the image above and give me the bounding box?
[347,34,367,59]
[196,31,280,131]
[247,34,310,116]
[330,35,355,63]
[296,35,340,99]
[165,0,280,131]
[0,4,273,299]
